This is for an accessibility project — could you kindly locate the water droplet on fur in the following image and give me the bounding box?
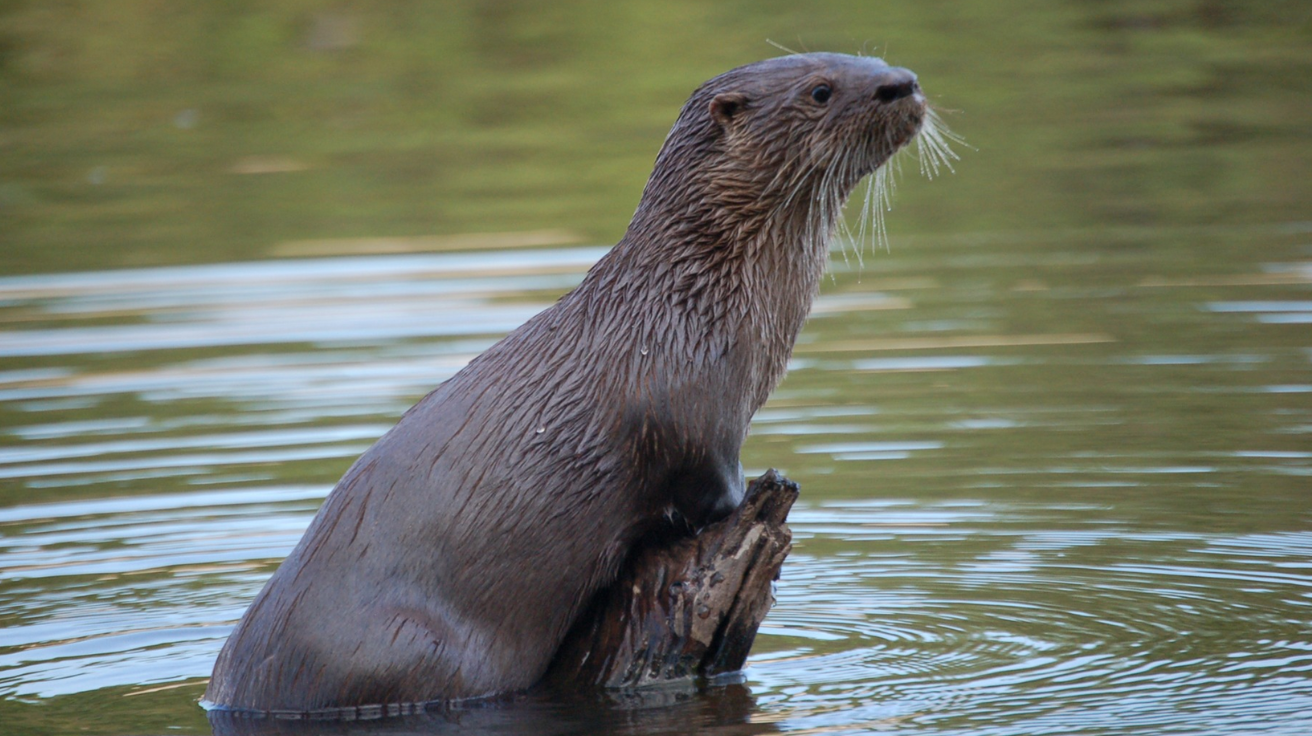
[640,346,649,356]
[535,426,545,434]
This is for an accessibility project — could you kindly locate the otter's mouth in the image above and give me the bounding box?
[881,96,929,152]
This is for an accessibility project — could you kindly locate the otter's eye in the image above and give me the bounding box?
[810,84,832,105]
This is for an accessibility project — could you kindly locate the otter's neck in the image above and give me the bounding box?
[603,172,838,407]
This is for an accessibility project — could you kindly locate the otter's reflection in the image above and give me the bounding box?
[208,683,781,736]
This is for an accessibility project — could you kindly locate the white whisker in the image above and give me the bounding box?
[916,107,966,179]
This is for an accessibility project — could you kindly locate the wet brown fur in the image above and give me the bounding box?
[205,53,926,711]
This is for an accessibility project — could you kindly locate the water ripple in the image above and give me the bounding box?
[1,248,1310,734]
[748,501,1312,734]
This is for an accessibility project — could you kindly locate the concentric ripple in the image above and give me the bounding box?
[748,501,1312,734]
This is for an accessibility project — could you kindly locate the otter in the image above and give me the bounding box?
[205,52,928,712]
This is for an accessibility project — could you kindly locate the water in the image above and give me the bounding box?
[2,2,1311,735]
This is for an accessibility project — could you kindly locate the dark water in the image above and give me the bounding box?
[2,2,1310,735]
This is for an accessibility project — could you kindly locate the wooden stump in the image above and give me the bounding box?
[545,470,799,689]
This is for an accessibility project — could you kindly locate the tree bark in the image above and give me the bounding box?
[545,470,798,689]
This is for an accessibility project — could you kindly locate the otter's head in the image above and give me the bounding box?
[634,53,928,244]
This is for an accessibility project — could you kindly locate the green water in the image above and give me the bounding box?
[1,2,1310,734]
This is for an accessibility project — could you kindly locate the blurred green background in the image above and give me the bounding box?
[2,0,1308,275]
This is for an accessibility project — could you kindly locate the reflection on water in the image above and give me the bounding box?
[204,684,777,736]
[0,250,602,358]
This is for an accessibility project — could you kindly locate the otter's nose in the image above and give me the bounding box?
[874,69,920,103]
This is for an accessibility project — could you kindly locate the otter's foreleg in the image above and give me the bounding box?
[667,454,746,528]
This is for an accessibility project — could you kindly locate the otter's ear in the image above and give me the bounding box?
[709,92,748,129]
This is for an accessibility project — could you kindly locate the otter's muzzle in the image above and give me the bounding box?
[874,68,920,103]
